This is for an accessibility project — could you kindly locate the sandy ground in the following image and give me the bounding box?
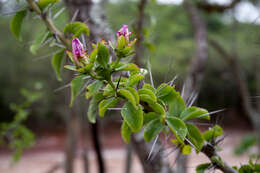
[0,130,257,173]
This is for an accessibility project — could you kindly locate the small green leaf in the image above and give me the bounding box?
[98,97,119,117]
[70,75,85,107]
[51,49,65,81]
[196,163,211,173]
[121,121,132,144]
[138,88,157,101]
[115,63,139,72]
[156,84,178,105]
[203,125,223,142]
[143,84,156,93]
[64,65,77,71]
[180,107,210,121]
[186,123,204,152]
[121,102,143,133]
[86,81,103,99]
[126,87,139,105]
[96,41,109,68]
[118,89,137,108]
[88,93,103,123]
[182,145,192,155]
[139,94,156,105]
[143,112,161,125]
[30,31,51,54]
[64,22,89,38]
[127,74,144,87]
[166,117,187,141]
[10,10,27,40]
[38,0,59,9]
[144,118,164,142]
[168,92,186,117]
[149,102,166,115]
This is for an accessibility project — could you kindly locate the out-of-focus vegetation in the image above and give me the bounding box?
[0,0,259,127]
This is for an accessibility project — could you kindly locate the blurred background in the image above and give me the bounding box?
[0,0,260,173]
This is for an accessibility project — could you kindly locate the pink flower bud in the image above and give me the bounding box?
[117,25,132,40]
[72,38,85,64]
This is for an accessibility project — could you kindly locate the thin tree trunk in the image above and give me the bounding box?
[179,1,209,173]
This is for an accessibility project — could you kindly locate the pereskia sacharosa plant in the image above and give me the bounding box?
[8,0,260,172]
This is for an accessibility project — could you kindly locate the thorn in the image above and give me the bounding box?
[71,9,79,22]
[53,7,65,19]
[54,83,71,92]
[147,60,154,88]
[147,135,158,160]
[197,109,226,119]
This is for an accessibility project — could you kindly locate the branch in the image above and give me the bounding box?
[201,143,238,173]
[197,0,242,13]
[26,0,70,49]
[134,0,148,66]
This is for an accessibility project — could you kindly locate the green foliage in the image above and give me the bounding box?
[168,92,186,117]
[0,89,41,163]
[51,49,65,81]
[10,9,27,41]
[70,75,85,106]
[38,0,59,9]
[144,118,164,142]
[156,83,178,105]
[64,22,90,38]
[121,102,143,133]
[88,93,103,123]
[196,163,211,173]
[98,97,119,117]
[203,125,223,142]
[166,117,187,141]
[121,121,132,144]
[86,81,103,99]
[186,123,204,152]
[180,107,210,121]
[234,134,258,155]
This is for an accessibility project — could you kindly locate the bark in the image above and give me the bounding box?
[182,0,208,101]
[134,0,148,66]
[201,143,238,173]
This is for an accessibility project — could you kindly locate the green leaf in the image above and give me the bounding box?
[10,9,27,41]
[138,88,157,102]
[64,22,89,38]
[143,112,161,125]
[166,117,187,141]
[144,118,164,142]
[182,145,192,155]
[168,92,186,117]
[96,41,109,68]
[234,135,257,155]
[115,63,140,72]
[86,81,103,99]
[149,102,166,115]
[156,84,178,105]
[88,93,103,123]
[38,0,59,9]
[186,123,204,152]
[30,31,51,54]
[127,74,144,87]
[196,163,211,173]
[180,107,210,121]
[98,97,119,117]
[70,75,85,107]
[139,94,156,105]
[51,49,65,81]
[143,84,156,93]
[117,35,127,50]
[126,87,139,105]
[203,125,223,142]
[121,121,132,144]
[118,89,137,108]
[121,102,143,133]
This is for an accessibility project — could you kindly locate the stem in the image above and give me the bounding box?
[26,0,70,49]
[201,143,238,173]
